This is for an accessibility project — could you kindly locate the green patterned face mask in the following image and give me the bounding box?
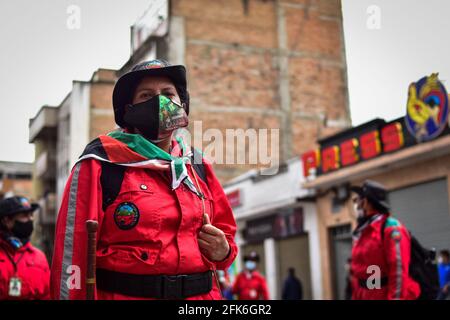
[124,94,189,142]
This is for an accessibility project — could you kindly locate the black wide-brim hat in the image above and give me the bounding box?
[243,251,260,262]
[0,196,39,218]
[351,180,390,211]
[112,59,189,128]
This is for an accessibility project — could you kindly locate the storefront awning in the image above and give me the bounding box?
[234,197,305,221]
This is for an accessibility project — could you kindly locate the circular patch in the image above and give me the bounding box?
[114,202,140,230]
[391,230,402,241]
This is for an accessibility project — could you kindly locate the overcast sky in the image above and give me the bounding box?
[0,0,449,163]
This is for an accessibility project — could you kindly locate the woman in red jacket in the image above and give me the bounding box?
[0,196,50,300]
[50,59,238,300]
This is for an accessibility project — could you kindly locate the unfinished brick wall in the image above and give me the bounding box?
[89,69,117,140]
[1,178,33,200]
[171,0,350,182]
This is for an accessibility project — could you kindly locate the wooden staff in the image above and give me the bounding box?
[86,220,98,300]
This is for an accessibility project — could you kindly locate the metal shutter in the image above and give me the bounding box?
[276,235,312,300]
[330,225,352,300]
[388,178,450,252]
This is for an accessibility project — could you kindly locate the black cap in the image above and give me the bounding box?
[244,251,260,263]
[0,196,39,218]
[112,59,189,128]
[351,180,390,211]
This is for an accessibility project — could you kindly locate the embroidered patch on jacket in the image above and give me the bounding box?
[391,230,402,241]
[114,202,140,230]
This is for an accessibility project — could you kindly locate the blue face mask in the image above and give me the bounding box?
[245,260,257,271]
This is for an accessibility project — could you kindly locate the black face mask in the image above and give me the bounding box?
[11,220,34,241]
[123,94,189,142]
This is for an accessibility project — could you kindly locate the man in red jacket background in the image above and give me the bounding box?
[350,180,420,300]
[232,251,269,300]
[0,196,50,300]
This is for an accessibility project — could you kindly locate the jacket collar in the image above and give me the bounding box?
[0,236,33,254]
[352,213,386,241]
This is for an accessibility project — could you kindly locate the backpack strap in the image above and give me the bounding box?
[191,147,207,185]
[100,148,208,211]
[100,162,126,212]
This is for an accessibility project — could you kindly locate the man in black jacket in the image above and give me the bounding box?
[282,268,303,300]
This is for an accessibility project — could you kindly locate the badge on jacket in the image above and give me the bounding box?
[114,202,140,230]
[9,277,22,297]
[391,230,402,241]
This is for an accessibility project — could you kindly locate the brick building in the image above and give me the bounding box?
[0,161,33,200]
[119,0,351,181]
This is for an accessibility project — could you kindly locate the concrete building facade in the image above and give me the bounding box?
[29,69,117,258]
[0,161,33,200]
[223,158,322,299]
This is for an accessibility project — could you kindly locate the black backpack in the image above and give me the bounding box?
[408,235,440,300]
[100,147,207,211]
[382,217,439,300]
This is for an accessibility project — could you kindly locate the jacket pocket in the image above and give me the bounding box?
[97,243,162,269]
[103,186,161,242]
[23,260,48,299]
[126,244,162,266]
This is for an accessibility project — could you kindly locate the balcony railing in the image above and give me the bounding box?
[29,106,58,143]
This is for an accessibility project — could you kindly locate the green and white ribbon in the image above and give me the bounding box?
[107,131,202,197]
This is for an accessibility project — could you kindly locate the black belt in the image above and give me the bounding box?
[96,268,213,299]
[358,277,388,289]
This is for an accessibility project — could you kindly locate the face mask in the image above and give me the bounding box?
[245,260,257,271]
[11,220,33,241]
[124,94,189,141]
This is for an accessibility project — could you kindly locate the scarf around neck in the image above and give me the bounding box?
[77,130,202,197]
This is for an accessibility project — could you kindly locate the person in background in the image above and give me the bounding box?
[437,249,450,300]
[350,180,420,300]
[232,251,269,300]
[281,267,303,300]
[217,270,234,300]
[0,196,50,300]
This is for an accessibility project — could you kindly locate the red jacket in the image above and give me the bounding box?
[50,158,237,300]
[0,238,50,300]
[232,271,269,300]
[351,213,420,300]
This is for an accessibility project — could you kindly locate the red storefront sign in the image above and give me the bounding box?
[301,121,405,176]
[226,189,241,208]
